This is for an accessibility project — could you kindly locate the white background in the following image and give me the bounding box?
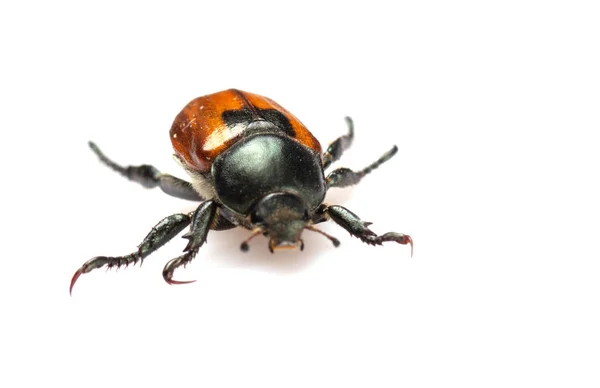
[1,1,599,387]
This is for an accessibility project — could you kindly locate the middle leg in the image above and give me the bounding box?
[69,212,192,294]
[326,145,398,189]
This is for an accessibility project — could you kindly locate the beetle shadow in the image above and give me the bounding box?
[205,224,343,274]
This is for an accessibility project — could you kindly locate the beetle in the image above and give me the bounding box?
[70,89,412,293]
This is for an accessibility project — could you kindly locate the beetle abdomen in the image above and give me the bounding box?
[170,89,322,173]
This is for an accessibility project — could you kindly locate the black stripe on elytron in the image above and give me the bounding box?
[233,89,262,121]
[221,108,296,137]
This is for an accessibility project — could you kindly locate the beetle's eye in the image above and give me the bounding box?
[251,212,264,225]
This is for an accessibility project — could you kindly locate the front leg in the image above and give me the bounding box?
[162,200,218,285]
[325,205,413,256]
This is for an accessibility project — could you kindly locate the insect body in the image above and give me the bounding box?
[70,89,412,293]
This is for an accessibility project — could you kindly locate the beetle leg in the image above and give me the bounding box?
[70,213,192,294]
[325,205,413,256]
[323,117,355,169]
[326,145,398,189]
[162,253,197,285]
[211,211,237,231]
[89,141,204,201]
[163,200,218,285]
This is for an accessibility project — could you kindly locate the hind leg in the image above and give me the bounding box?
[322,117,355,169]
[89,141,203,201]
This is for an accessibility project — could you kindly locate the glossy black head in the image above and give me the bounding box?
[250,192,310,252]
